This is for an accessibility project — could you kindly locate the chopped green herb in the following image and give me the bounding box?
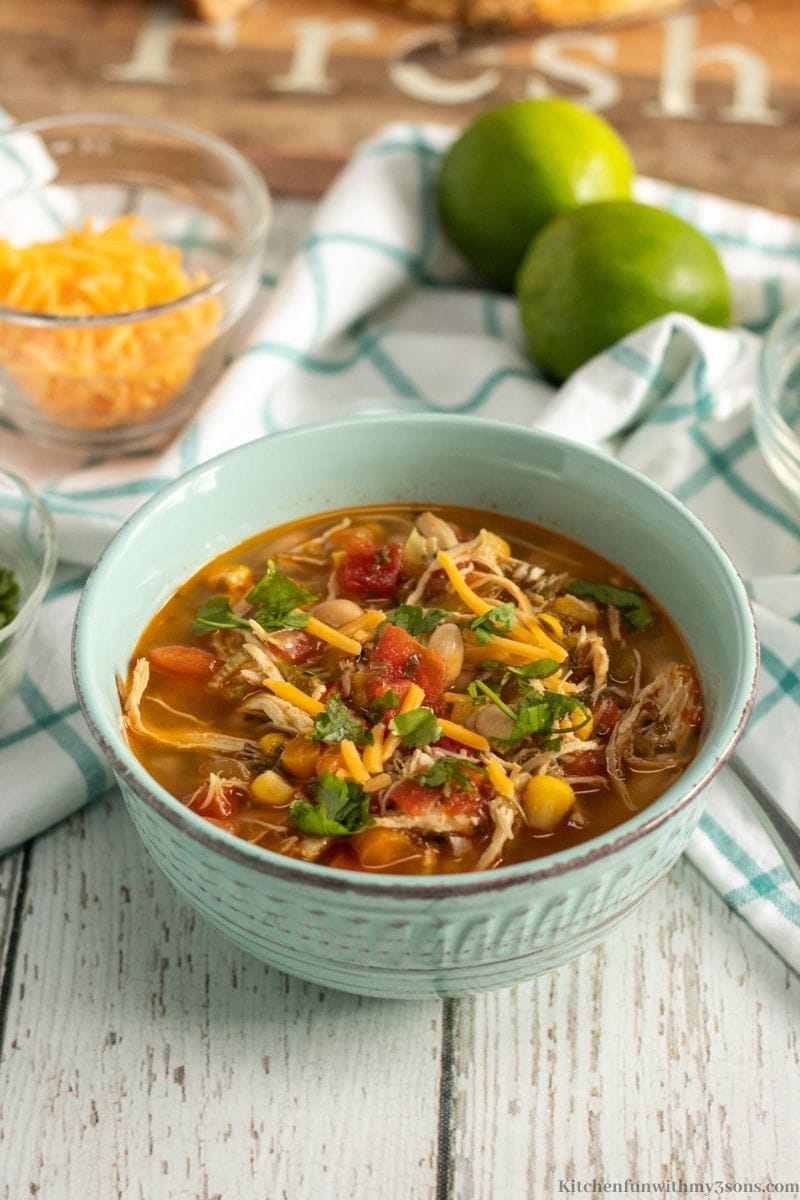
[246,560,317,631]
[569,581,653,631]
[412,756,485,790]
[386,604,450,637]
[497,658,560,682]
[192,595,251,634]
[367,688,400,723]
[0,566,20,631]
[467,678,516,719]
[389,706,442,748]
[288,773,373,836]
[506,691,591,744]
[467,603,516,644]
[311,695,373,747]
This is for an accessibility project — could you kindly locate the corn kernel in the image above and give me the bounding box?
[251,770,295,807]
[523,774,576,831]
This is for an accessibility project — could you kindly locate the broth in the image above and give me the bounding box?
[124,505,703,875]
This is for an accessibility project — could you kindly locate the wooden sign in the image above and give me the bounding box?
[0,0,797,210]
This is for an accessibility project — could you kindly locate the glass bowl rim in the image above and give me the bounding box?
[0,469,58,646]
[0,110,272,328]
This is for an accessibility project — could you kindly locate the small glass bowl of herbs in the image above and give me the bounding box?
[0,470,57,711]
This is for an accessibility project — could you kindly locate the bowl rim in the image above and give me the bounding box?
[72,415,760,898]
[0,468,58,644]
[0,110,272,327]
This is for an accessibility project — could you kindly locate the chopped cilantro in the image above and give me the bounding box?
[467,603,516,644]
[496,658,560,682]
[412,756,485,790]
[386,604,450,637]
[467,677,590,745]
[0,566,20,631]
[288,773,373,836]
[311,695,373,747]
[506,691,591,744]
[192,595,251,633]
[389,706,442,748]
[467,679,516,718]
[246,560,317,631]
[367,688,400,723]
[569,581,653,631]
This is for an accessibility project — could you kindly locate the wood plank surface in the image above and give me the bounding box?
[0,0,797,210]
[450,862,800,1196]
[0,792,444,1200]
[2,788,799,1199]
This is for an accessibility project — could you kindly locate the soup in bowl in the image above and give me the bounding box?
[74,416,757,997]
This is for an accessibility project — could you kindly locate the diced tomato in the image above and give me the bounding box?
[389,779,440,817]
[337,538,403,601]
[592,697,623,737]
[271,631,325,665]
[440,789,484,820]
[434,735,478,756]
[148,645,220,679]
[366,677,412,720]
[370,623,446,711]
[185,781,247,821]
[326,845,362,872]
[422,568,449,602]
[562,749,607,777]
[389,780,483,822]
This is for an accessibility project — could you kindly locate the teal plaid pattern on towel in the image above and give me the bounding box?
[2,123,799,972]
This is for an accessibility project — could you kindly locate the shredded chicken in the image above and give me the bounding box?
[474,797,518,871]
[374,811,478,836]
[124,658,254,754]
[606,665,701,808]
[238,692,314,733]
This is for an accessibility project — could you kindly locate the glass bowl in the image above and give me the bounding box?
[755,303,800,506]
[0,470,57,711]
[0,112,271,455]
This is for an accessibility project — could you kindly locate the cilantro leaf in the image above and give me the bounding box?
[367,688,400,723]
[247,561,318,631]
[288,773,373,836]
[0,566,20,631]
[412,756,485,790]
[311,695,373,747]
[568,581,653,631]
[497,658,560,682]
[467,679,516,718]
[468,603,516,644]
[192,595,251,634]
[506,692,591,744]
[386,604,450,637]
[389,706,442,747]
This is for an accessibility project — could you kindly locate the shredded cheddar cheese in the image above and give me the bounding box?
[398,683,426,715]
[437,719,490,753]
[0,217,222,430]
[340,739,371,784]
[304,616,362,656]
[263,678,325,717]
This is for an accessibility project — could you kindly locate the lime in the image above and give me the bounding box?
[437,98,634,291]
[515,199,732,381]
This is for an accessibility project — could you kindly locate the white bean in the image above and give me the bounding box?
[311,598,363,627]
[475,704,514,741]
[416,511,458,549]
[428,622,464,687]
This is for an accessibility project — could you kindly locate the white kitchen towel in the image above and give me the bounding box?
[2,121,799,970]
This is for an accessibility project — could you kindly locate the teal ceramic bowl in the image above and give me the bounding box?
[73,416,758,998]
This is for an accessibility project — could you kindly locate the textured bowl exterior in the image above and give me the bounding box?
[120,773,704,998]
[74,416,758,998]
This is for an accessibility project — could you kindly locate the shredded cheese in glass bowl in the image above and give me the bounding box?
[0,114,271,453]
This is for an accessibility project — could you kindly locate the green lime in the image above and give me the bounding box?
[437,98,634,291]
[515,199,732,381]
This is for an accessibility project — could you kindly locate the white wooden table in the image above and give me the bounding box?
[1,201,799,1200]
